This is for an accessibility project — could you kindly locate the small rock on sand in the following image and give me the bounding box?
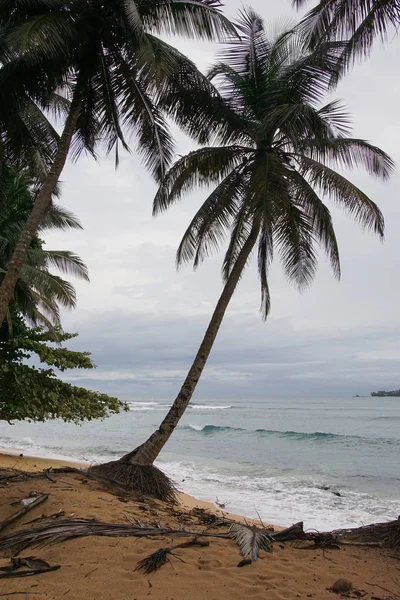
[331,579,353,594]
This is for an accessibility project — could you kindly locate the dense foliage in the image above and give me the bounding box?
[0,312,126,423]
[371,390,400,397]
[0,166,89,329]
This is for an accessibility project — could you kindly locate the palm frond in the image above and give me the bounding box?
[295,136,394,179]
[222,203,255,282]
[19,265,77,310]
[229,523,274,561]
[275,202,318,290]
[139,0,237,41]
[114,52,174,180]
[287,169,341,279]
[27,249,89,281]
[154,146,250,214]
[39,204,84,231]
[299,156,385,237]
[295,0,400,72]
[176,168,247,267]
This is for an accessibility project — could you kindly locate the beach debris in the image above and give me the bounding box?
[229,523,274,563]
[0,493,48,534]
[0,518,227,552]
[305,518,400,549]
[25,509,65,526]
[215,497,229,509]
[237,558,252,567]
[191,507,230,527]
[135,538,209,573]
[0,556,60,579]
[44,468,57,483]
[330,579,353,594]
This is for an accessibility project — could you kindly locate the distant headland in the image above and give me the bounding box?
[370,389,400,397]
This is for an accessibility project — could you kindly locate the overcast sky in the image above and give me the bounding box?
[45,0,400,400]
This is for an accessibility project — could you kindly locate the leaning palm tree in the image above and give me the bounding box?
[0,0,236,325]
[294,0,400,74]
[91,8,394,500]
[0,166,89,330]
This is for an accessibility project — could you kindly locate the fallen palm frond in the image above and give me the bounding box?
[229,523,274,562]
[0,518,228,552]
[135,538,209,573]
[0,556,60,579]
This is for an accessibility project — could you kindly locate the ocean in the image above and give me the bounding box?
[1,396,399,531]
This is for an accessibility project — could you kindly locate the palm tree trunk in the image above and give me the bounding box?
[0,88,82,327]
[122,226,259,466]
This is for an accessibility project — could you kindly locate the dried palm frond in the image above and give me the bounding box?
[229,523,274,562]
[0,518,226,552]
[135,547,172,573]
[135,538,209,574]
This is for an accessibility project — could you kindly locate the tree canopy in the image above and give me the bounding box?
[0,312,126,423]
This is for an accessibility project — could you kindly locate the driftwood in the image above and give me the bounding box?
[135,538,209,573]
[0,494,48,533]
[304,517,400,549]
[272,522,305,542]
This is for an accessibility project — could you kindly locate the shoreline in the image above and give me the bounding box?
[1,451,398,599]
[0,450,267,526]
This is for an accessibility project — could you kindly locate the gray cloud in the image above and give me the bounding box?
[44,0,400,401]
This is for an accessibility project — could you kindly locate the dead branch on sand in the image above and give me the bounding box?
[0,494,48,533]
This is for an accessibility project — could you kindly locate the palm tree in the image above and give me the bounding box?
[91,8,394,500]
[0,0,236,325]
[294,0,400,73]
[0,166,89,330]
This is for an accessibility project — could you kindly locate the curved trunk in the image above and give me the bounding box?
[0,89,82,327]
[123,226,259,466]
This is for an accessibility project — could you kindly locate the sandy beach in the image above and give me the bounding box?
[0,452,399,600]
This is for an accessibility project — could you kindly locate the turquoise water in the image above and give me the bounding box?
[1,396,399,529]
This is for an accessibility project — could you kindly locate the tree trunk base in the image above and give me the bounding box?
[89,460,177,503]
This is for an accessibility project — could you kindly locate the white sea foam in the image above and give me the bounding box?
[191,405,233,410]
[127,402,233,412]
[186,424,205,432]
[1,431,399,530]
[159,459,400,531]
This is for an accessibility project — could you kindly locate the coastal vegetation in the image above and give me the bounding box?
[0,166,124,422]
[0,0,398,499]
[0,0,235,325]
[371,389,400,397]
[0,314,124,422]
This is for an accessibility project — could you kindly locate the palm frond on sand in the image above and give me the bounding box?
[229,523,275,562]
